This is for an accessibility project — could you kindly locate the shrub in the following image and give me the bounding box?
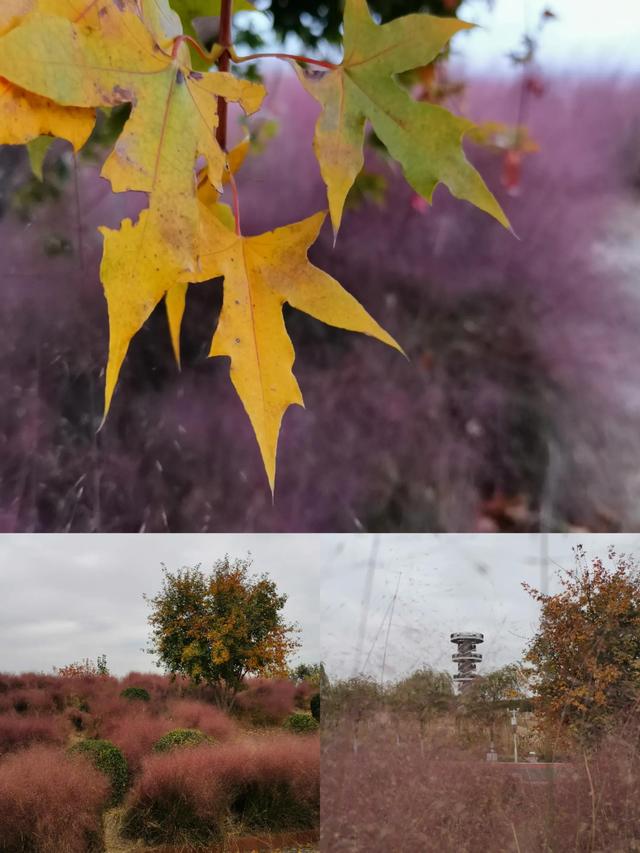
[230,735,320,830]
[310,693,320,722]
[153,728,213,754]
[122,735,319,843]
[10,688,55,714]
[0,745,108,852]
[235,678,297,725]
[167,699,236,741]
[284,713,319,734]
[69,739,129,805]
[120,686,150,702]
[107,715,175,775]
[0,714,65,754]
[119,672,181,702]
[122,746,230,844]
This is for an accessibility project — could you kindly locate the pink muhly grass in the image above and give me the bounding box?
[106,713,175,775]
[122,744,229,844]
[123,734,319,843]
[0,713,66,755]
[0,744,109,853]
[294,680,315,708]
[1,80,637,533]
[322,713,640,852]
[230,733,320,829]
[235,678,297,725]
[167,699,236,741]
[119,672,179,701]
[5,687,60,714]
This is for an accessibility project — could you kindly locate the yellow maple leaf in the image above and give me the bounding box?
[165,137,251,366]
[296,0,509,234]
[185,203,402,492]
[0,0,98,149]
[0,0,265,415]
[0,2,263,196]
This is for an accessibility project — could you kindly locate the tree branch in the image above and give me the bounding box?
[216,0,233,150]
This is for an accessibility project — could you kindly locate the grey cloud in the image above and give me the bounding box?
[0,534,322,676]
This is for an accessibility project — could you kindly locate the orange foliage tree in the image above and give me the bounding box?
[524,545,640,744]
[145,556,299,707]
[55,655,109,678]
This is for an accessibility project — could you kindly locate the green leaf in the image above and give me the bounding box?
[170,0,256,39]
[296,0,510,234]
[26,135,53,181]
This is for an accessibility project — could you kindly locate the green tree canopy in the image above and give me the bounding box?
[290,662,327,687]
[146,556,300,707]
[387,667,454,721]
[462,663,531,741]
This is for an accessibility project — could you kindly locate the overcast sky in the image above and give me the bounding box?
[457,0,640,74]
[0,535,320,677]
[2,533,639,681]
[321,533,640,682]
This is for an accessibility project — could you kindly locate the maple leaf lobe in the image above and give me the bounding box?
[298,0,508,234]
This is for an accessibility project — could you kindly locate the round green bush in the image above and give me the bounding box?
[69,738,129,805]
[120,686,151,702]
[153,728,214,753]
[310,693,320,722]
[283,712,319,734]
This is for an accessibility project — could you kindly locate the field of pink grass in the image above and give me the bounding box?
[1,75,639,532]
[0,671,319,851]
[322,710,640,852]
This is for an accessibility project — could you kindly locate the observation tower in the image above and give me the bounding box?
[450,632,484,690]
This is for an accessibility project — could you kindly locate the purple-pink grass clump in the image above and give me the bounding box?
[0,713,65,754]
[123,734,320,844]
[106,713,176,774]
[166,698,236,740]
[0,745,109,852]
[322,712,640,852]
[236,677,298,725]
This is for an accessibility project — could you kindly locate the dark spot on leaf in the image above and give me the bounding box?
[235,338,241,344]
[113,0,125,10]
[176,70,185,85]
[190,72,204,81]
[112,85,133,103]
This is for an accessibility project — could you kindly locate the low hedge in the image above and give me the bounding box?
[153,728,214,753]
[120,686,151,702]
[283,713,319,734]
[68,738,129,805]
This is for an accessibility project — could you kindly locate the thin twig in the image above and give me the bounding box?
[227,169,241,235]
[231,50,337,70]
[583,751,597,852]
[216,0,234,150]
[171,34,211,62]
[510,822,522,853]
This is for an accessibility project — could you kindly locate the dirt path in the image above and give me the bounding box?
[103,809,144,853]
[103,809,318,853]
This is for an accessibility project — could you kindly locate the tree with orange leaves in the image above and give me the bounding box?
[524,545,640,744]
[146,556,299,708]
